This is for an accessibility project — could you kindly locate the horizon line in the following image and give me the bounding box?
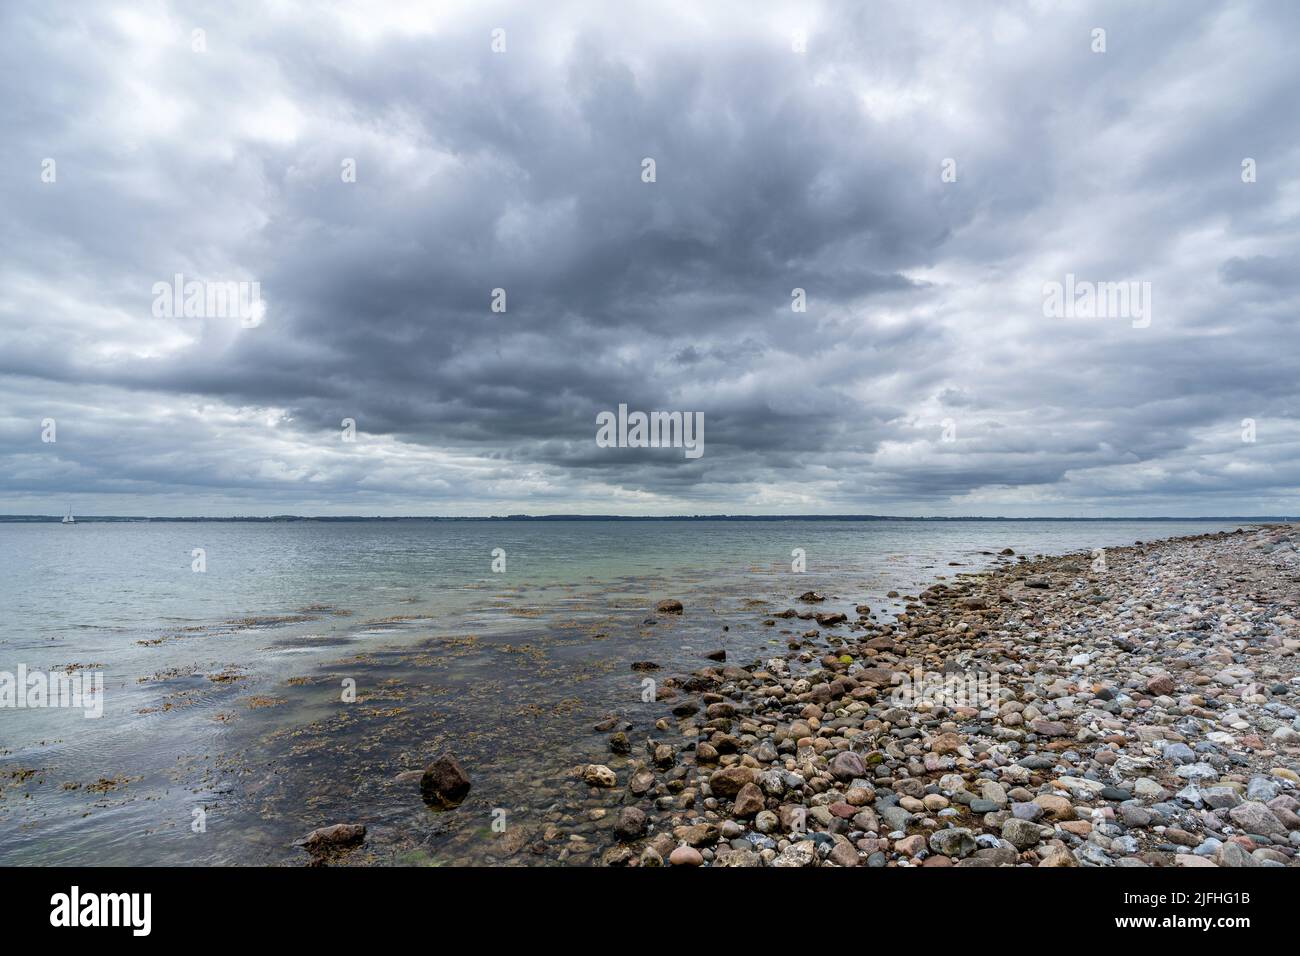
[1,513,1292,523]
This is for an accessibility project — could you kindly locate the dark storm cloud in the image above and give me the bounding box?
[1,0,1298,515]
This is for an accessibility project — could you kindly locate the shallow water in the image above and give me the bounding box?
[0,518,1249,864]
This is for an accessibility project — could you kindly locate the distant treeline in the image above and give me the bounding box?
[0,514,1289,523]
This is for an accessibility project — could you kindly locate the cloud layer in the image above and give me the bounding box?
[2,0,1298,516]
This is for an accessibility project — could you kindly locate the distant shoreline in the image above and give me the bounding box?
[0,514,1291,524]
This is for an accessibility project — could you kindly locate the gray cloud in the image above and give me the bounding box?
[1,0,1298,516]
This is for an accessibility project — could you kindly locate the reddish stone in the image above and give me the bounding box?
[1145,675,1176,697]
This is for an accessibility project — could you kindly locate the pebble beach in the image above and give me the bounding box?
[528,525,1300,867]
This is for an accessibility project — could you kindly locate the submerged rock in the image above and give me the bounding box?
[296,823,366,851]
[420,753,471,807]
[614,806,647,840]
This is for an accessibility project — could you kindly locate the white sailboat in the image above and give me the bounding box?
[62,506,75,524]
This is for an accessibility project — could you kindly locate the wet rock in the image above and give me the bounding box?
[655,599,684,614]
[628,769,656,795]
[668,845,703,866]
[582,764,617,788]
[295,823,366,851]
[614,806,647,841]
[772,841,818,867]
[420,753,472,806]
[601,845,635,866]
[715,848,762,867]
[673,823,718,847]
[694,742,719,763]
[488,827,531,858]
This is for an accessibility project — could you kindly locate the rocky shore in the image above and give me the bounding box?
[571,525,1300,867]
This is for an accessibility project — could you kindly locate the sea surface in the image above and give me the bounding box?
[0,518,1250,865]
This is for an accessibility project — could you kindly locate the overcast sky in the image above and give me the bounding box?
[2,1,1298,517]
